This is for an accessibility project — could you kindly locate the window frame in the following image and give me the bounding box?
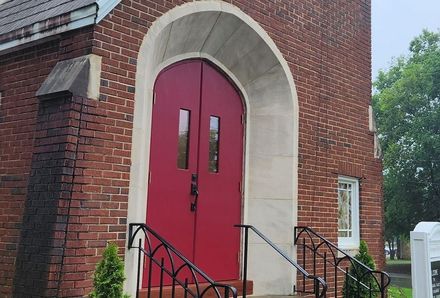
[337,176,360,249]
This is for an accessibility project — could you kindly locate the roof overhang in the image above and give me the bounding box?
[96,0,121,23]
[0,0,121,55]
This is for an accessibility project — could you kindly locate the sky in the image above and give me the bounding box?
[372,0,440,79]
[0,0,435,79]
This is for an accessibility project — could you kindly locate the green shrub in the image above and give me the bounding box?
[343,240,379,297]
[90,243,130,298]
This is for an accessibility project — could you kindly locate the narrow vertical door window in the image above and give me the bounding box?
[177,109,190,169]
[208,116,220,172]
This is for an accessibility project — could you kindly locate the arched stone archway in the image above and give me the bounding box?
[126,2,299,295]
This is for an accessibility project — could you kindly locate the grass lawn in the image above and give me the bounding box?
[386,259,412,265]
[388,286,412,298]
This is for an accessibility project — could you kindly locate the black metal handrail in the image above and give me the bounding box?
[235,224,327,298]
[294,226,391,298]
[128,223,238,298]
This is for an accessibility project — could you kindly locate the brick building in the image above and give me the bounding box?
[0,0,385,297]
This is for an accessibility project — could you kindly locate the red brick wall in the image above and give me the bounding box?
[91,0,382,260]
[0,0,383,297]
[0,27,95,297]
[0,40,62,297]
[90,0,383,294]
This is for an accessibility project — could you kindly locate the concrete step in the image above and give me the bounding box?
[251,295,314,298]
[139,280,253,298]
[251,295,315,298]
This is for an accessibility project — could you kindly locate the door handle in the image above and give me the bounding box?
[190,173,198,211]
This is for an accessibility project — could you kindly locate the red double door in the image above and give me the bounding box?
[145,60,244,284]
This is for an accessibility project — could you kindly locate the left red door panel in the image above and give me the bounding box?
[144,61,203,287]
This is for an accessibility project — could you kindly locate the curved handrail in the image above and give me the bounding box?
[235,224,327,298]
[294,226,391,297]
[128,223,238,298]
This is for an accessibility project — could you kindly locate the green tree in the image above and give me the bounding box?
[373,30,440,250]
[343,241,378,297]
[90,243,130,298]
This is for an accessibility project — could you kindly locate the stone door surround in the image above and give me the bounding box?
[126,2,299,295]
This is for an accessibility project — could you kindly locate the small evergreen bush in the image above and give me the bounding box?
[90,243,130,298]
[343,240,379,297]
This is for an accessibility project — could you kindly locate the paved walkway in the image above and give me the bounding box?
[385,261,412,288]
[388,272,412,288]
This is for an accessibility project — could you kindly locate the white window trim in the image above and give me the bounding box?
[338,176,360,250]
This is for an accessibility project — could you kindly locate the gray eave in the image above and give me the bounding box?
[96,0,120,23]
[0,0,121,54]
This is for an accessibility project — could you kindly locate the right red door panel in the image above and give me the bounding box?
[194,62,244,280]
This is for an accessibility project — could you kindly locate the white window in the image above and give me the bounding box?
[338,176,360,249]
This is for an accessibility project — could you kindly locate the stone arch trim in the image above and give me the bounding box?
[126,2,299,296]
